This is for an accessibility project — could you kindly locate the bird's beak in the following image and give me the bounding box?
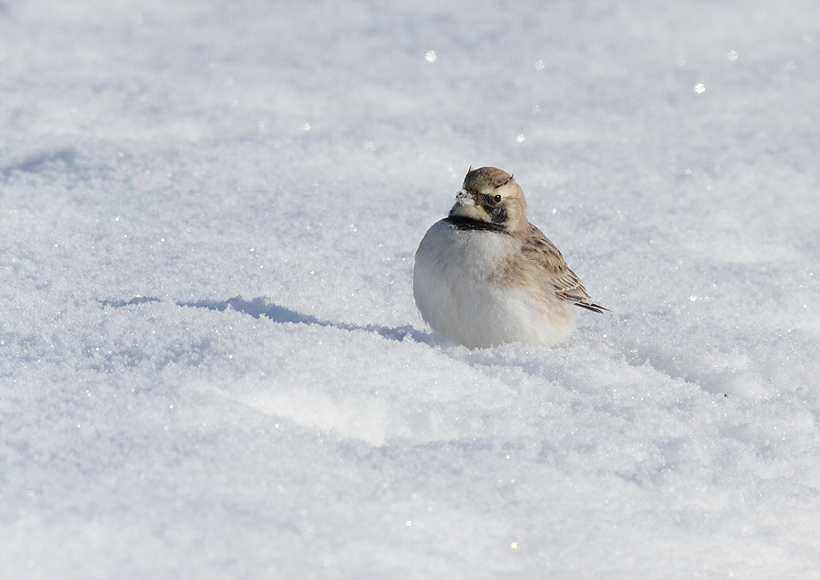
[450,189,489,221]
[454,189,475,206]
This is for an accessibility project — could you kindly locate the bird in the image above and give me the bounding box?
[413,166,606,349]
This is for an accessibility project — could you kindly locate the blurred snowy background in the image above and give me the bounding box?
[1,1,819,578]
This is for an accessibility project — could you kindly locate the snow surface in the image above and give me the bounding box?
[1,1,819,578]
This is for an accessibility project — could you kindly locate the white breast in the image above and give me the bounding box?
[413,219,575,348]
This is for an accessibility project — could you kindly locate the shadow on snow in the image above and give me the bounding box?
[99,295,437,345]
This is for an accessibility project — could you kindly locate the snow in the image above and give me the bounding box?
[1,0,819,578]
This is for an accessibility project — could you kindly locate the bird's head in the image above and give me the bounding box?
[449,166,528,233]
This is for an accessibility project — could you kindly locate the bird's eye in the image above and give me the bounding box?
[494,194,502,203]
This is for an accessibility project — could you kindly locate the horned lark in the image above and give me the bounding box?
[413,166,606,349]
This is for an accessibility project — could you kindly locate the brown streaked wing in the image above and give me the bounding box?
[520,224,593,303]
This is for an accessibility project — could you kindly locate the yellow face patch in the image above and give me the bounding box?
[450,202,490,222]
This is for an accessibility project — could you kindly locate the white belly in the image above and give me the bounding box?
[413,219,574,348]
